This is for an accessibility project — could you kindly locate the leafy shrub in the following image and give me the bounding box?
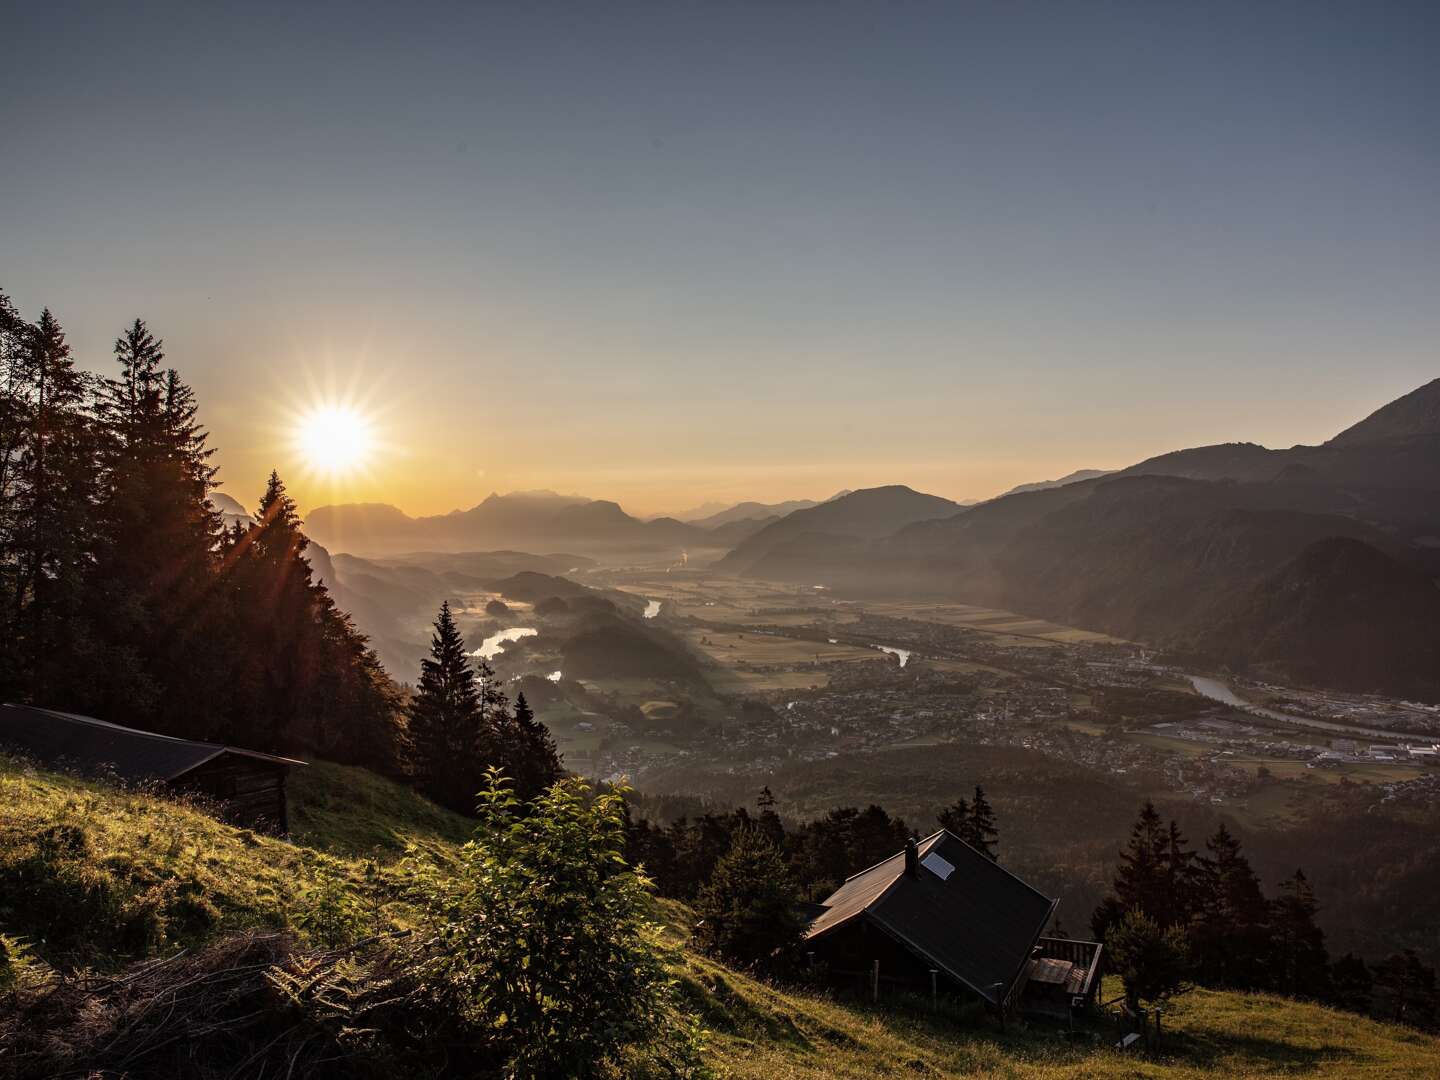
[406,768,707,1078]
[295,863,367,949]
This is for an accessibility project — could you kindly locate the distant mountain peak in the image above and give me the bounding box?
[1329,378,1440,446]
[999,469,1113,498]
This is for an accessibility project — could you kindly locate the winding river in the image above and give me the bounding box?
[873,644,912,668]
[473,627,537,660]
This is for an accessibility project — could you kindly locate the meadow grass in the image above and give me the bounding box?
[3,753,1437,1076]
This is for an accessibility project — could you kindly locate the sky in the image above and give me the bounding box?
[3,1,1436,518]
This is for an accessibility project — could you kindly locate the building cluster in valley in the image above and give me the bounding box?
[566,600,1440,811]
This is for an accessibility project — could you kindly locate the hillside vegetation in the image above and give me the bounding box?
[2,754,1436,1078]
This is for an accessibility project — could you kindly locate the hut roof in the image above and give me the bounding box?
[0,704,305,783]
[804,829,1057,1006]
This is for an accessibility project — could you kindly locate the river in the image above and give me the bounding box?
[874,644,911,668]
[473,627,537,659]
[1187,674,1427,740]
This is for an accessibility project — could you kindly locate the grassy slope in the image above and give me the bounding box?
[3,754,1437,1077]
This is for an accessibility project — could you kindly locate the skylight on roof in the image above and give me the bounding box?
[921,852,955,880]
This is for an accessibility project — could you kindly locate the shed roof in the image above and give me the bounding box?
[0,704,305,783]
[805,830,1057,1006]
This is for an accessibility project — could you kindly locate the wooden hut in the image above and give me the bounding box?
[803,829,1102,1020]
[0,704,305,832]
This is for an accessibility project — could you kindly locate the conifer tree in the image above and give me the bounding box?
[1192,824,1271,989]
[498,691,563,803]
[223,471,319,749]
[937,786,998,858]
[755,785,785,846]
[693,826,803,973]
[0,290,31,698]
[1373,950,1438,1028]
[967,785,999,860]
[1093,801,1194,937]
[1107,908,1190,1016]
[8,309,97,703]
[85,320,223,728]
[1328,953,1374,1016]
[1162,819,1201,924]
[307,584,404,773]
[408,600,484,812]
[1271,868,1329,998]
[937,794,970,836]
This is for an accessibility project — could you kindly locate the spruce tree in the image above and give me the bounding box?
[224,471,318,750]
[9,309,97,703]
[498,691,563,803]
[1271,869,1329,999]
[86,320,223,729]
[693,826,803,973]
[307,585,404,773]
[967,785,999,860]
[1192,824,1271,989]
[1094,801,1194,937]
[1107,908,1190,1015]
[0,290,31,699]
[937,786,998,858]
[408,600,484,812]
[756,785,785,846]
[937,795,970,837]
[1373,950,1438,1028]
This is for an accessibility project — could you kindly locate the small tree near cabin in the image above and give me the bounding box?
[694,826,803,974]
[1107,908,1190,1016]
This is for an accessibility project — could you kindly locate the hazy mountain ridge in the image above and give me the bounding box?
[998,468,1113,497]
[1329,377,1440,446]
[683,492,852,529]
[305,490,709,556]
[715,484,964,575]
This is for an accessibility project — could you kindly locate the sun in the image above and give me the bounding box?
[294,405,374,476]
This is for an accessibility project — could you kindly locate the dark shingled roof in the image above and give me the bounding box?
[0,704,304,783]
[804,830,1057,1006]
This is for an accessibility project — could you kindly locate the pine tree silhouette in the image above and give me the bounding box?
[408,600,484,812]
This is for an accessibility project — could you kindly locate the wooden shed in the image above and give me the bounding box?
[0,704,305,832]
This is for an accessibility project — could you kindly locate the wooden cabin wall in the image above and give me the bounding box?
[808,920,971,1001]
[173,757,290,833]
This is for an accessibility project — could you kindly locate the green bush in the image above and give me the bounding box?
[407,768,708,1078]
[295,864,367,949]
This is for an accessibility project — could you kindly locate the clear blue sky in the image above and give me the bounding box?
[3,1,1436,515]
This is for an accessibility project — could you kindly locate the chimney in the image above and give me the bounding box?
[905,837,919,878]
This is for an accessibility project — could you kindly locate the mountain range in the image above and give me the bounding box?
[722,379,1440,700]
[304,491,704,557]
[299,378,1440,699]
[303,487,871,559]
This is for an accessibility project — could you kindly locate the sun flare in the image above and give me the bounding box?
[294,405,374,476]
